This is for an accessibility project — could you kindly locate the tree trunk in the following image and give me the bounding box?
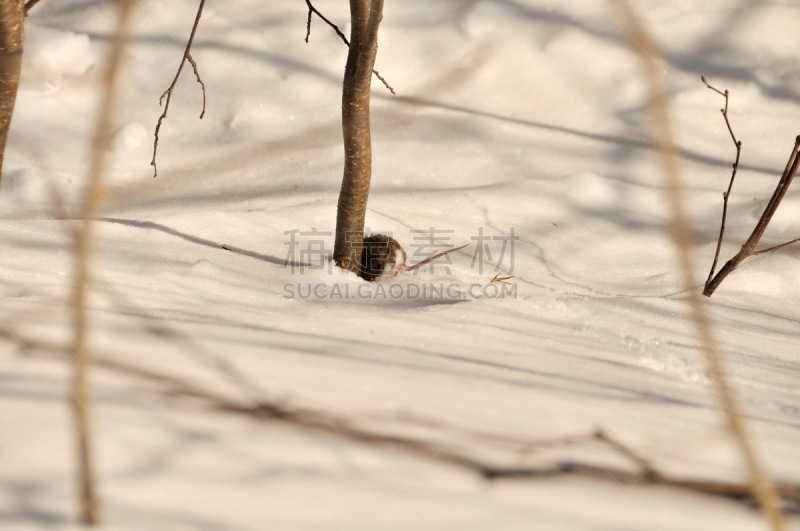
[333,0,384,273]
[0,0,24,184]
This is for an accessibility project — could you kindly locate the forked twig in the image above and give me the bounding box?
[704,137,800,296]
[304,0,395,95]
[702,76,800,296]
[304,0,348,44]
[151,0,207,178]
[490,273,514,285]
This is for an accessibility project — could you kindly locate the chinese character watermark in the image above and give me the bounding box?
[470,226,518,274]
[282,226,518,276]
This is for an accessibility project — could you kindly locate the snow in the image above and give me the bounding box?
[2,0,799,529]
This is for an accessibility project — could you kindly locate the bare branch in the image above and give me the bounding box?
[305,0,349,44]
[754,237,800,255]
[151,0,207,178]
[405,243,468,273]
[186,53,206,118]
[305,0,395,95]
[372,68,395,95]
[704,138,800,296]
[490,273,514,285]
[701,77,742,288]
[23,0,42,16]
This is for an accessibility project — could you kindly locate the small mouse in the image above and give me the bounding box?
[360,233,467,282]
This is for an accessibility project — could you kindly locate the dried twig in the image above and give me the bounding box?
[23,0,42,16]
[405,243,468,273]
[701,76,742,288]
[611,2,787,529]
[304,0,395,95]
[754,237,800,255]
[701,76,800,296]
[704,138,800,296]
[151,0,207,178]
[71,0,137,524]
[304,0,348,44]
[490,273,514,285]
[371,68,395,95]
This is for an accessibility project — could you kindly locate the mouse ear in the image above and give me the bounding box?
[392,246,407,277]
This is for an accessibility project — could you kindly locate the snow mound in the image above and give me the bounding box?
[111,122,147,153]
[21,24,95,90]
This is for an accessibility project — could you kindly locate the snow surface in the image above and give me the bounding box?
[2,0,800,529]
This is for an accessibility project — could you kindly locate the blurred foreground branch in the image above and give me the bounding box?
[7,333,800,515]
[610,1,787,529]
[71,0,137,524]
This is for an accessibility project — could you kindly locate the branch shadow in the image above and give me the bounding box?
[99,217,308,268]
[391,95,777,177]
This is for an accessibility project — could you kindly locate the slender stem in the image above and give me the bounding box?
[754,237,800,255]
[151,0,206,177]
[701,77,741,287]
[405,244,468,273]
[304,0,348,44]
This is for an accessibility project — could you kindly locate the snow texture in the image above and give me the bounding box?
[2,1,799,529]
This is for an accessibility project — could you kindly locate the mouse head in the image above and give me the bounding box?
[360,234,406,282]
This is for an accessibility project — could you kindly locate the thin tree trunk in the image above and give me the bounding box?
[333,0,384,273]
[0,0,24,184]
